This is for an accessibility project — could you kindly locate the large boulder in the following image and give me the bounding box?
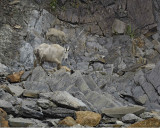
[0,108,9,127]
[101,105,145,118]
[44,91,88,110]
[75,111,101,127]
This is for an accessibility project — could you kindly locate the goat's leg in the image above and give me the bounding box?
[34,59,37,67]
[39,61,49,75]
[57,63,61,70]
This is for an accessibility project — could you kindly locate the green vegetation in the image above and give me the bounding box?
[50,0,58,10]
[126,24,135,39]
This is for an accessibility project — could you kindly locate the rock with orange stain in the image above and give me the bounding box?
[61,66,71,72]
[58,117,77,126]
[6,71,24,83]
[128,118,160,128]
[0,108,9,127]
[76,111,101,127]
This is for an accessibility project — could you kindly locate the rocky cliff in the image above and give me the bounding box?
[1,0,160,127]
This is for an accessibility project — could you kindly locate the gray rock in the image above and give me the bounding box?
[82,75,100,92]
[0,63,8,73]
[92,63,104,71]
[20,42,34,67]
[0,99,15,113]
[101,105,145,118]
[21,99,37,109]
[112,19,127,34]
[122,113,143,123]
[152,33,160,41]
[9,117,34,127]
[72,91,98,112]
[27,9,55,37]
[101,117,118,124]
[21,70,32,81]
[136,94,148,105]
[27,66,47,82]
[19,106,43,119]
[86,91,122,111]
[23,90,39,98]
[45,119,60,127]
[76,62,90,71]
[8,85,24,97]
[37,99,56,109]
[142,35,154,49]
[140,112,154,119]
[24,81,50,92]
[42,107,75,118]
[147,61,160,90]
[50,91,88,110]
[141,82,158,103]
[0,24,20,66]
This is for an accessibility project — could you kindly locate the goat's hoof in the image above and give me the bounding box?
[70,70,75,74]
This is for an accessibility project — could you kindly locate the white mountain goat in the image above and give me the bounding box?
[46,28,67,43]
[34,43,70,70]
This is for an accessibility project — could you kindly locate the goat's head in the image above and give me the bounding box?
[63,46,70,60]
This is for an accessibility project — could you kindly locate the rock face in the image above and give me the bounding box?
[1,0,160,127]
[53,0,156,35]
[76,111,101,127]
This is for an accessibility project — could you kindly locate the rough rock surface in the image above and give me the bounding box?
[59,117,77,127]
[1,0,160,127]
[76,111,101,127]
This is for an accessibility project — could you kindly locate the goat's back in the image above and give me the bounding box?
[34,43,65,63]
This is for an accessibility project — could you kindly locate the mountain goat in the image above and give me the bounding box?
[46,28,67,43]
[34,43,69,70]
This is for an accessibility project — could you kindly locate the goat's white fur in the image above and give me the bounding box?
[46,28,67,43]
[34,43,69,70]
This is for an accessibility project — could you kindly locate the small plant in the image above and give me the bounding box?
[126,24,135,39]
[50,0,57,10]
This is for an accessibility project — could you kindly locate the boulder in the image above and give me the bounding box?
[23,90,39,98]
[0,100,14,113]
[8,85,24,97]
[37,99,54,109]
[59,117,77,126]
[147,61,160,93]
[86,91,122,111]
[112,19,127,34]
[0,108,9,127]
[140,112,155,119]
[42,107,75,119]
[9,117,34,127]
[24,81,50,92]
[102,105,145,118]
[19,106,43,119]
[21,70,32,81]
[76,111,101,127]
[122,113,143,123]
[50,91,88,110]
[6,71,24,83]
